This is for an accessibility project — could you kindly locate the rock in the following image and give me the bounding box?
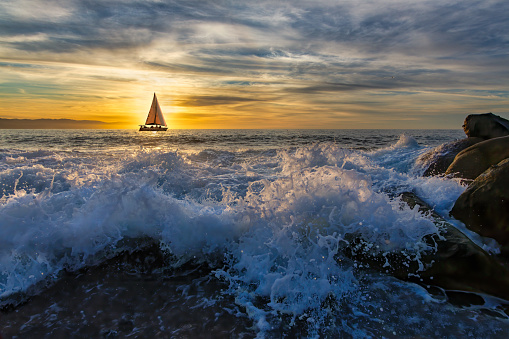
[445,136,509,180]
[418,137,483,176]
[344,191,509,300]
[450,158,509,250]
[463,113,509,139]
[399,192,509,299]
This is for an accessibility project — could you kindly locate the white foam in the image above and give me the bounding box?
[1,135,505,336]
[0,142,451,299]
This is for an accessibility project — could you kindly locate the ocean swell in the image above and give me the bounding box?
[1,134,508,337]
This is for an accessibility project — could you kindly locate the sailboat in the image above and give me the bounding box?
[139,93,168,131]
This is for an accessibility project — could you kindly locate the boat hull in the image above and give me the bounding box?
[139,126,168,131]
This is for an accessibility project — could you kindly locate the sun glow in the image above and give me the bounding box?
[1,0,508,129]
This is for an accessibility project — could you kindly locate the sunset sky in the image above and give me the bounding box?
[1,0,508,129]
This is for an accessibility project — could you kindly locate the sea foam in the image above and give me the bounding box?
[1,132,506,337]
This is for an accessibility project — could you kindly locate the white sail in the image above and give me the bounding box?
[144,93,167,126]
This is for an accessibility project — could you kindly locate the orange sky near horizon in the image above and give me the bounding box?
[3,59,506,130]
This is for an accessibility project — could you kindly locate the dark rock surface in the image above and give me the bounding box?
[418,137,483,176]
[463,113,509,140]
[445,136,509,180]
[345,192,509,300]
[399,192,509,300]
[451,158,509,251]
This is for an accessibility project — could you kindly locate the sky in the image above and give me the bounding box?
[0,0,508,129]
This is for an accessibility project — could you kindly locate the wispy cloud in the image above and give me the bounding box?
[0,0,508,128]
[178,95,262,107]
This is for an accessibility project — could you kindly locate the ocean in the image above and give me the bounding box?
[1,129,508,338]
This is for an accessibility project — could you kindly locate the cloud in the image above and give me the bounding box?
[0,0,508,128]
[284,82,398,94]
[178,95,262,107]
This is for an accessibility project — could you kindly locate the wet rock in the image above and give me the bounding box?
[450,158,509,251]
[463,113,509,140]
[445,291,485,308]
[418,137,483,176]
[344,192,509,301]
[399,192,509,300]
[445,136,509,180]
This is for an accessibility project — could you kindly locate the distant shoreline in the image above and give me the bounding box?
[0,118,117,129]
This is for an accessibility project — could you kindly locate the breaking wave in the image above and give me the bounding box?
[2,131,507,337]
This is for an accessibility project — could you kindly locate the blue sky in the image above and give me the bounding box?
[1,0,508,128]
